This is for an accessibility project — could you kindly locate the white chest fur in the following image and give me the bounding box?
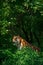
[19,42,23,50]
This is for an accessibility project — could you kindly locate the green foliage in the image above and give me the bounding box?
[0,0,43,65]
[0,0,43,47]
[0,47,43,65]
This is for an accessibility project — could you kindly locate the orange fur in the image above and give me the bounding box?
[12,36,40,51]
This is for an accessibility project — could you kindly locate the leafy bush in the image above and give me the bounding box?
[1,47,43,65]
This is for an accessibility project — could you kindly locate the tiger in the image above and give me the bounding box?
[12,35,40,51]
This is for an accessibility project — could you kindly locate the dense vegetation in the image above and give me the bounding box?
[0,47,43,65]
[0,0,43,65]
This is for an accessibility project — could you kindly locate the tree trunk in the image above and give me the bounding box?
[29,29,33,43]
[21,27,30,43]
[33,32,40,47]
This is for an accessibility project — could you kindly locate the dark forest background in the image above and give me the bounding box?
[0,0,43,65]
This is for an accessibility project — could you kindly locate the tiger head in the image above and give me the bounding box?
[12,36,21,49]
